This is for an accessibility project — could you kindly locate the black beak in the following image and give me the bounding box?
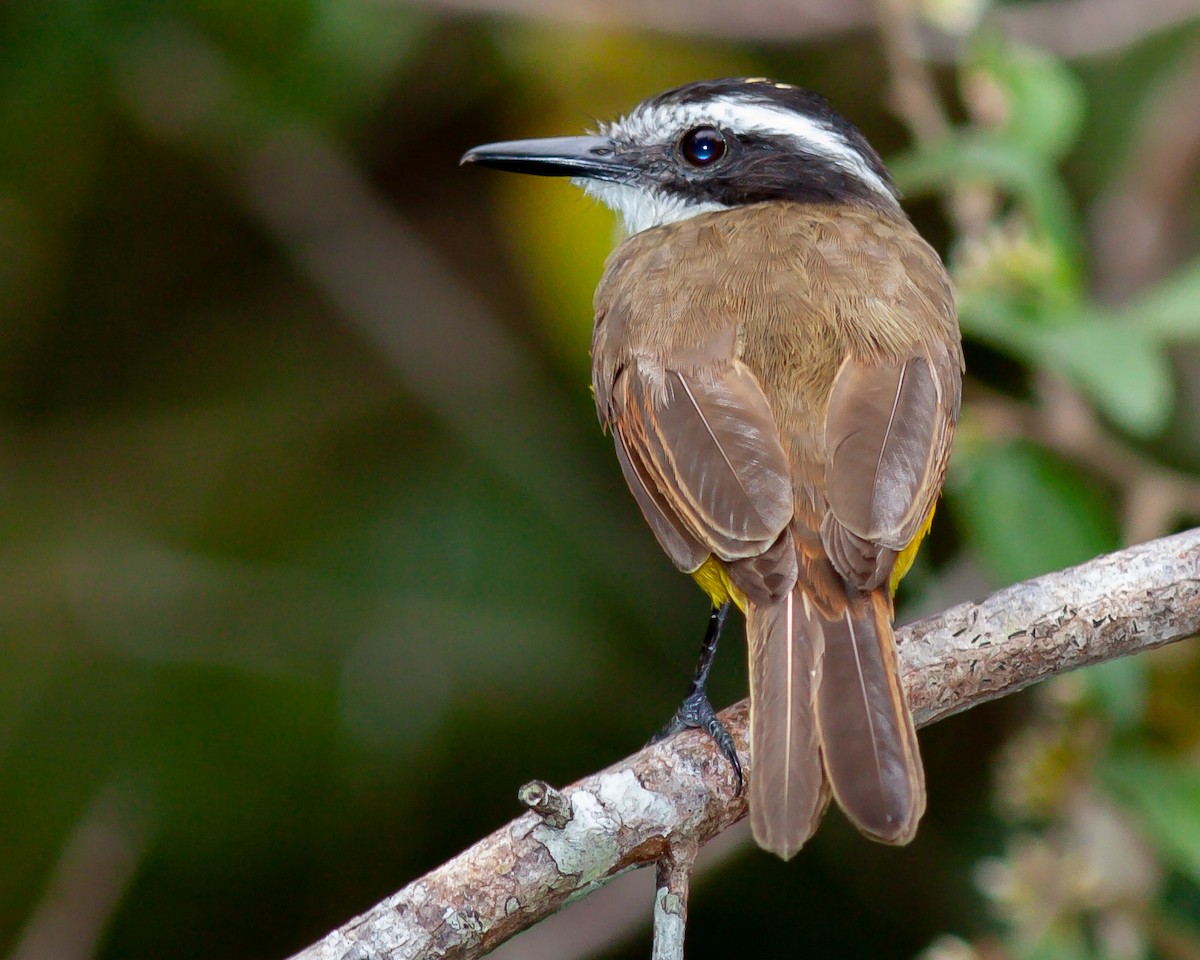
[460,135,626,181]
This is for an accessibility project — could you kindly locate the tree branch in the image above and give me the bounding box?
[290,530,1200,960]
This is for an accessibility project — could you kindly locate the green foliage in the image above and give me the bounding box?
[916,34,1200,960]
[952,439,1118,584]
[1081,657,1148,729]
[893,40,1193,438]
[1118,257,1200,340]
[1019,927,1093,960]
[1104,755,1200,886]
[977,40,1087,162]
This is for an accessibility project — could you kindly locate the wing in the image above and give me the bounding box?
[821,338,962,591]
[606,357,798,604]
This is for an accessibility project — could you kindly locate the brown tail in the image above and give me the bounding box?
[745,587,829,860]
[747,579,924,857]
[814,588,925,843]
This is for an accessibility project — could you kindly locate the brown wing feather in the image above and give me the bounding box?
[825,352,938,546]
[613,359,795,565]
[823,340,961,588]
[612,430,709,574]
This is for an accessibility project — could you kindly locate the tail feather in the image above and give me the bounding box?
[814,588,924,843]
[746,589,828,860]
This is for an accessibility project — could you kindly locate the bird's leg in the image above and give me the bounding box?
[650,602,743,793]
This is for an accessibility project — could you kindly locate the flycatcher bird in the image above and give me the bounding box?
[463,78,963,860]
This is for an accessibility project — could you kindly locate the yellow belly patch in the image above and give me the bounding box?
[889,502,937,595]
[691,556,748,611]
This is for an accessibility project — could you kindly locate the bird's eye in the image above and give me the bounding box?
[680,126,727,167]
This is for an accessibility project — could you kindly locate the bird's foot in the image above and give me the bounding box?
[651,691,744,795]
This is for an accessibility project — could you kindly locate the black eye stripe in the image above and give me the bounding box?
[680,126,727,167]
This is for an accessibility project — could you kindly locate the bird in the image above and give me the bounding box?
[462,77,963,860]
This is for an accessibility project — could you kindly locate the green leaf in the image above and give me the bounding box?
[1017,925,1093,960]
[951,440,1119,585]
[956,290,1031,348]
[1081,657,1147,728]
[1127,258,1200,340]
[890,137,1083,270]
[1103,754,1200,885]
[974,41,1087,161]
[1033,321,1174,436]
[956,294,1174,438]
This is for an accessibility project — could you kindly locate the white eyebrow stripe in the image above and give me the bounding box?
[618,98,896,204]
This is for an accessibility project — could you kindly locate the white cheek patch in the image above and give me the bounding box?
[576,178,728,235]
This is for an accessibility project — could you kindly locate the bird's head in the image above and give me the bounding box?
[462,77,899,235]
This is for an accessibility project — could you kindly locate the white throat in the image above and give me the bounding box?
[576,178,728,235]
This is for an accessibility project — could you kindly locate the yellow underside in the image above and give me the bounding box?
[690,503,937,610]
[691,555,748,610]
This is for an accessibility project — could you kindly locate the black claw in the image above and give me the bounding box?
[705,710,744,795]
[650,603,743,794]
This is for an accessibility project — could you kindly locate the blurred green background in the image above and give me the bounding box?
[2,2,1200,959]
